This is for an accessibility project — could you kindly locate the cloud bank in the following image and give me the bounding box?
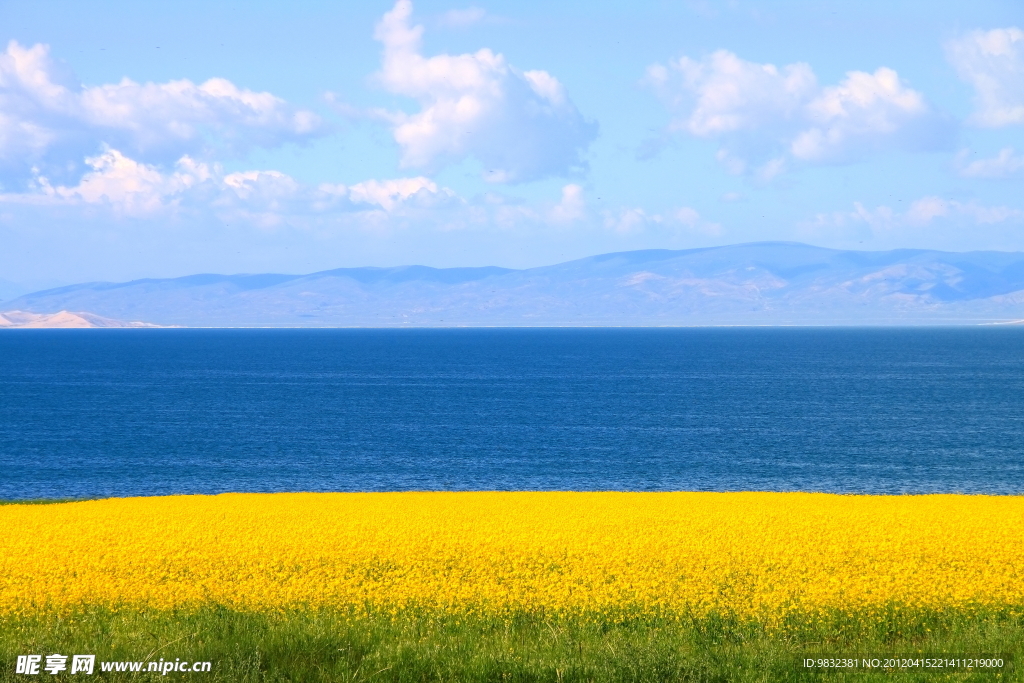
[958,147,1024,177]
[0,40,325,186]
[806,196,1024,237]
[947,27,1024,127]
[372,0,596,183]
[646,50,950,175]
[0,146,456,225]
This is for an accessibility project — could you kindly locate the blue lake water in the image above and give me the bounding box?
[1,328,1023,499]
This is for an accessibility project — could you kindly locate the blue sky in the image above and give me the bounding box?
[1,0,1022,290]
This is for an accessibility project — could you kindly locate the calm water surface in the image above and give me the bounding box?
[1,328,1022,498]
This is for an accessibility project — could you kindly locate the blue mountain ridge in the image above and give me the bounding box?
[5,242,1024,326]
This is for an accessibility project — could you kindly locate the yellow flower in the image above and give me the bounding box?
[1,492,1022,621]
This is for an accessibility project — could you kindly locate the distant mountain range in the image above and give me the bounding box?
[4,242,1024,326]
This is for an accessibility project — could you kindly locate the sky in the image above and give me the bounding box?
[1,0,1023,291]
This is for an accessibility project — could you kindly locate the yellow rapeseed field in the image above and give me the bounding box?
[2,492,1023,622]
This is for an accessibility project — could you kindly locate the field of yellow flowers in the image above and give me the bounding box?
[2,492,1023,622]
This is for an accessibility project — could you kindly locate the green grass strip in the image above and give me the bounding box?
[1,607,1021,681]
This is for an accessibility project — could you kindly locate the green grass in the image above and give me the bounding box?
[1,608,1020,682]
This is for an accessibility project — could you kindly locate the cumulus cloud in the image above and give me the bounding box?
[0,40,325,184]
[0,147,456,222]
[372,0,596,183]
[548,184,586,224]
[602,204,719,235]
[343,177,454,212]
[958,148,1024,178]
[906,197,1023,226]
[792,68,931,161]
[1,147,714,247]
[480,183,589,227]
[946,28,1024,127]
[438,7,487,28]
[647,51,816,137]
[806,196,1024,234]
[222,170,301,202]
[4,149,215,216]
[645,50,948,174]
[603,207,657,234]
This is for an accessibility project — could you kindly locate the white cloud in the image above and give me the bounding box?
[646,50,816,136]
[1,147,719,251]
[905,196,1023,226]
[372,0,596,183]
[674,206,722,235]
[946,28,1024,127]
[223,170,299,198]
[603,207,657,234]
[646,50,946,174]
[673,206,701,226]
[602,204,719,235]
[345,177,454,212]
[0,40,325,183]
[904,196,950,225]
[19,149,212,216]
[792,68,929,161]
[438,7,487,28]
[548,183,586,224]
[756,156,787,181]
[958,148,1024,177]
[220,170,305,221]
[0,148,458,223]
[849,202,897,231]
[806,196,1023,234]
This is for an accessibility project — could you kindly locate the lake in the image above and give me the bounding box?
[1,328,1022,499]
